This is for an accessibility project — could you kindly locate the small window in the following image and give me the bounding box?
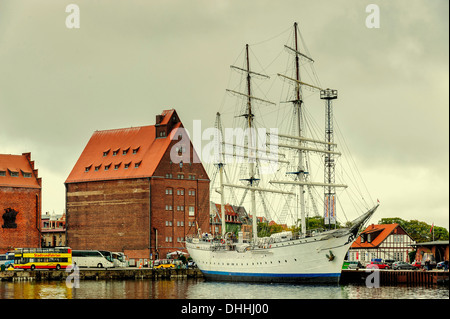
[114,163,121,170]
[0,171,6,177]
[135,161,141,168]
[133,147,140,154]
[23,172,32,178]
[103,149,110,157]
[9,170,19,177]
[123,147,130,155]
[95,165,101,171]
[189,206,195,216]
[113,149,120,156]
[124,162,131,169]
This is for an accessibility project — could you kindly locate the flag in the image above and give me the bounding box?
[430,223,434,233]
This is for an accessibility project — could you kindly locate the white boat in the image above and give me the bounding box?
[186,22,379,284]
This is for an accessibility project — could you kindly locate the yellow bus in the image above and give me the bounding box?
[14,247,72,270]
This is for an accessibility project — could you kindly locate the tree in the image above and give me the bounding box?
[378,217,449,242]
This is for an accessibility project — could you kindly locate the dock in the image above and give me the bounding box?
[340,269,449,286]
[0,267,203,282]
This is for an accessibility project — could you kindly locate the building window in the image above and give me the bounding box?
[103,150,110,157]
[123,148,130,155]
[133,147,140,154]
[23,172,32,178]
[114,163,121,170]
[0,171,6,176]
[85,165,92,172]
[135,161,141,168]
[178,174,184,179]
[189,190,196,196]
[189,206,195,216]
[166,188,173,195]
[124,162,130,169]
[104,164,111,171]
[10,171,19,177]
[177,189,184,196]
[165,173,173,179]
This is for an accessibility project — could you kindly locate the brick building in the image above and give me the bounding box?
[348,223,416,264]
[65,109,210,263]
[41,211,66,248]
[0,152,42,253]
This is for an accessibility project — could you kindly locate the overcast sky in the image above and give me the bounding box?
[0,0,448,229]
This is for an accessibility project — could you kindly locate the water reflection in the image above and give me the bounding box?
[0,279,448,299]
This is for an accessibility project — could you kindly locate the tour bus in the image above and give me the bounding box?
[72,250,115,268]
[13,247,72,270]
[112,252,127,267]
[0,252,15,269]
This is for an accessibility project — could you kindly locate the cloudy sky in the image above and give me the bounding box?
[0,0,448,228]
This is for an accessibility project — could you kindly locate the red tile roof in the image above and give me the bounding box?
[0,153,41,188]
[65,109,183,183]
[351,223,400,248]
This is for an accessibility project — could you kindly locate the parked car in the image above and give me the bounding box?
[436,261,448,270]
[411,260,422,269]
[153,259,176,269]
[347,261,364,269]
[392,261,416,270]
[366,261,390,269]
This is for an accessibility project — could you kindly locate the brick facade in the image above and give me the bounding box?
[0,153,41,253]
[65,110,210,261]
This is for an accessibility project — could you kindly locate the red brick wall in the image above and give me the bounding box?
[66,178,151,259]
[150,135,210,259]
[0,187,41,253]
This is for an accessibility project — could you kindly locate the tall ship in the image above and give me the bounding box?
[186,22,379,284]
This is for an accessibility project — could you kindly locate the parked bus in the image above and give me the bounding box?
[112,252,127,267]
[0,252,15,269]
[72,250,114,268]
[13,247,72,270]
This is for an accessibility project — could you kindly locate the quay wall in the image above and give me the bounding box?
[340,269,449,286]
[0,268,203,282]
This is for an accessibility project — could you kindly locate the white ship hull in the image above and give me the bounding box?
[187,229,355,284]
[187,206,377,284]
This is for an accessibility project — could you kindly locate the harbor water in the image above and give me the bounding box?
[1,278,448,299]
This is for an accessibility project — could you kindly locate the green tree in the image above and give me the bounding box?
[378,217,449,242]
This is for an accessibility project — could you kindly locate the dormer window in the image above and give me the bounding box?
[85,165,92,172]
[0,170,6,177]
[114,163,121,170]
[22,171,32,178]
[124,162,131,169]
[123,147,130,155]
[104,163,111,171]
[103,149,110,157]
[134,161,141,168]
[133,147,140,154]
[8,169,19,177]
[113,148,120,156]
[95,165,102,171]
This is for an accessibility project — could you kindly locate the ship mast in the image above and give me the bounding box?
[292,22,307,235]
[269,22,347,235]
[244,44,259,244]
